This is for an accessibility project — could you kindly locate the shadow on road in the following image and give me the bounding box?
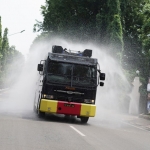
[0,109,90,126]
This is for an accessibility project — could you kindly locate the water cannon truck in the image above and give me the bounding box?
[34,45,105,123]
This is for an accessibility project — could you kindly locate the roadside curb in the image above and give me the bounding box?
[139,114,150,120]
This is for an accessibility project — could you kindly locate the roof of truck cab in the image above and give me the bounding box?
[48,52,97,65]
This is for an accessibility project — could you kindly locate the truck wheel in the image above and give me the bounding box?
[80,117,89,124]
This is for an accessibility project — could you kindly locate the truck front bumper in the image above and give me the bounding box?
[39,99,96,117]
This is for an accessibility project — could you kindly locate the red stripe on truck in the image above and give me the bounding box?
[57,101,81,115]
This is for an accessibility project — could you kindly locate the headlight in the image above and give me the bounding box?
[91,100,95,103]
[84,99,95,104]
[43,94,54,99]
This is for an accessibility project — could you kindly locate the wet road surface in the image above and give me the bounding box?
[0,91,150,150]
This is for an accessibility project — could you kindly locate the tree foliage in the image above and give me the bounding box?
[106,0,123,58]
[34,0,123,58]
[0,17,2,59]
[0,16,25,88]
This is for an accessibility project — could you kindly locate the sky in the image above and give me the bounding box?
[0,0,45,56]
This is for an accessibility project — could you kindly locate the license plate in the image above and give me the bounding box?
[64,103,75,108]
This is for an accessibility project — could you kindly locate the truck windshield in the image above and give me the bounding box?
[47,61,96,86]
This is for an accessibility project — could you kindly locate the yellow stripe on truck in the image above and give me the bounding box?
[80,104,96,117]
[40,99,58,113]
[40,99,96,117]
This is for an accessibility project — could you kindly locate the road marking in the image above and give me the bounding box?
[122,121,147,131]
[70,125,85,136]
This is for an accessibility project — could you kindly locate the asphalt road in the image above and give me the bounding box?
[0,91,150,150]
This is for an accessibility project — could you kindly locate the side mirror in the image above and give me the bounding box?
[37,64,43,71]
[100,82,104,86]
[100,73,105,80]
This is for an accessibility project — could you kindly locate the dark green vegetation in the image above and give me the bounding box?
[33,0,150,93]
[0,16,24,88]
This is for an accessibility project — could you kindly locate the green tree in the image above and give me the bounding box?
[107,0,123,58]
[120,0,145,79]
[140,2,150,88]
[37,0,99,41]
[0,16,2,65]
[0,17,2,53]
[0,16,25,87]
[1,28,9,68]
[96,0,108,44]
[34,0,124,58]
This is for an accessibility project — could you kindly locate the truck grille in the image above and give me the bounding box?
[55,95,84,103]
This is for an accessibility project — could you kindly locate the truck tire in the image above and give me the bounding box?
[80,117,89,124]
